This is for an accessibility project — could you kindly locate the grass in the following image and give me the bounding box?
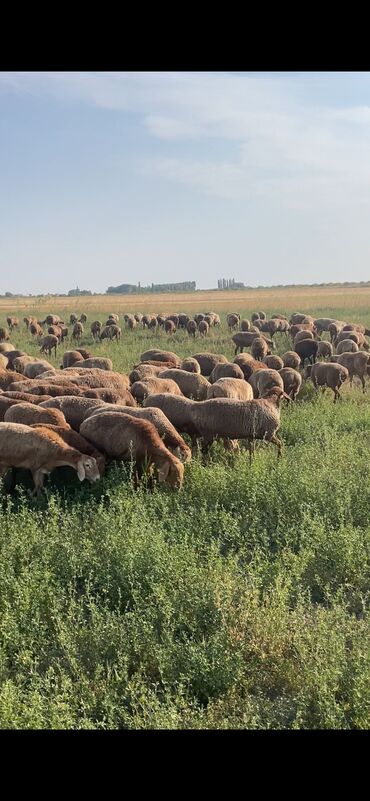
[0,292,369,729]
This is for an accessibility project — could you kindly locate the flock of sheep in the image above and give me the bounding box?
[0,308,369,498]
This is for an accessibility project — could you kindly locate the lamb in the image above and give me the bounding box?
[158,369,210,400]
[278,368,302,400]
[62,351,84,368]
[192,353,228,376]
[4,403,70,428]
[232,332,273,355]
[317,341,333,359]
[130,378,184,403]
[90,321,102,339]
[227,313,240,331]
[305,362,349,402]
[207,378,253,401]
[72,322,84,341]
[336,339,359,355]
[263,355,284,371]
[140,349,181,367]
[165,319,176,335]
[39,397,108,430]
[0,423,100,496]
[248,369,284,399]
[294,339,319,366]
[188,387,289,457]
[40,335,58,358]
[233,354,266,380]
[78,357,113,371]
[328,352,370,392]
[209,363,245,383]
[281,351,301,370]
[80,414,184,488]
[30,425,106,476]
[251,337,270,361]
[187,320,197,337]
[180,357,201,374]
[198,320,209,336]
[83,406,192,463]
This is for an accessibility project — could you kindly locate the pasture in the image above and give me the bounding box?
[0,289,369,729]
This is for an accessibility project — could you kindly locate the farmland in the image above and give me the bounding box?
[0,288,369,729]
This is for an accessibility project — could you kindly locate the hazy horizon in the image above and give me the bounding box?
[1,71,370,295]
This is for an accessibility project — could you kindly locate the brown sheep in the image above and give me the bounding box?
[180,357,201,374]
[72,322,84,341]
[0,328,10,342]
[233,354,266,380]
[165,319,176,335]
[240,319,251,331]
[39,397,107,430]
[251,337,270,361]
[209,363,245,383]
[1,391,52,404]
[4,403,70,428]
[187,320,197,337]
[158,369,211,400]
[131,378,183,403]
[62,351,84,369]
[278,368,302,400]
[282,351,301,370]
[198,320,209,336]
[263,355,284,371]
[140,349,181,367]
[248,369,284,399]
[90,321,102,339]
[192,353,228,376]
[40,335,58,358]
[0,396,24,421]
[207,378,253,401]
[305,362,349,402]
[227,313,240,331]
[317,341,333,359]
[31,424,106,477]
[336,339,359,355]
[6,317,19,331]
[82,388,136,406]
[329,352,370,392]
[232,332,273,355]
[294,339,319,366]
[0,370,27,391]
[29,322,43,337]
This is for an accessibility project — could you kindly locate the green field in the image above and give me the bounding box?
[0,295,369,729]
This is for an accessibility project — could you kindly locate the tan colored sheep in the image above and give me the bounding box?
[206,378,253,401]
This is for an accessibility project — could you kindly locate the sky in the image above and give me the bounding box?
[1,71,370,294]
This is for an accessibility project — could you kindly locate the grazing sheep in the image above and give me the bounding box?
[0,343,15,354]
[143,393,199,441]
[39,397,107,430]
[263,355,284,371]
[31,425,106,476]
[4,403,70,428]
[24,361,56,379]
[290,323,316,340]
[1,391,52,404]
[127,316,137,330]
[48,325,63,341]
[29,322,43,337]
[233,354,266,380]
[209,362,245,383]
[6,317,19,331]
[40,335,58,358]
[131,378,183,403]
[187,320,197,337]
[84,406,191,463]
[0,396,24,421]
[313,317,337,334]
[305,362,349,402]
[336,339,359,355]
[294,339,319,366]
[260,319,281,339]
[0,423,100,495]
[294,330,315,345]
[180,357,201,374]
[207,378,254,401]
[83,388,136,406]
[194,314,205,324]
[0,370,27,391]
[19,384,86,398]
[62,351,84,369]
[80,414,184,488]
[192,353,228,376]
[148,317,158,332]
[165,319,176,335]
[278,368,302,400]
[188,387,289,456]
[140,349,181,367]
[79,357,113,371]
[198,320,209,336]
[134,313,143,324]
[0,354,8,370]
[251,337,270,361]
[290,313,310,325]
[90,321,102,339]
[329,352,370,392]
[282,351,301,370]
[335,330,361,347]
[70,314,78,325]
[240,319,251,331]
[227,314,240,331]
[317,341,333,359]
[75,349,93,360]
[72,322,84,341]
[0,328,10,342]
[328,321,345,342]
[248,369,284,399]
[79,314,87,324]
[63,368,130,393]
[158,369,211,400]
[107,313,119,324]
[129,364,165,383]
[232,332,273,355]
[12,355,35,374]
[342,323,366,334]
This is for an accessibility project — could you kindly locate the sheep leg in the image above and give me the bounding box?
[361,375,366,392]
[31,469,45,498]
[270,435,283,458]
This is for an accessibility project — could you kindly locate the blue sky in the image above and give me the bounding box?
[1,71,370,294]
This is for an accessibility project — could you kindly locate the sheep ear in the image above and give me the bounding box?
[157,461,170,482]
[77,459,86,481]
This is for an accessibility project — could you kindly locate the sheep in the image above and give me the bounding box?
[227,314,240,331]
[271,314,288,320]
[140,349,181,367]
[342,323,366,334]
[294,330,315,345]
[0,328,10,342]
[165,319,176,335]
[83,406,191,463]
[62,368,130,393]
[83,388,136,406]
[24,361,56,379]
[192,353,228,376]
[41,315,61,327]
[0,343,15,354]
[251,313,261,323]
[207,378,254,401]
[12,356,36,374]
[328,321,345,342]
[18,384,86,398]
[187,320,197,337]
[305,362,349,402]
[260,319,281,339]
[0,354,8,370]
[178,314,189,329]
[1,391,52,404]
[70,314,78,325]
[290,323,316,340]
[248,369,284,399]
[282,351,301,370]
[79,314,87,324]
[40,335,58,358]
[335,330,361,346]
[62,351,85,369]
[75,349,93,361]
[336,339,359,355]
[131,378,183,403]
[148,317,158,332]
[317,341,333,359]
[138,360,177,371]
[4,403,70,428]
[329,352,370,392]
[107,313,119,324]
[39,397,108,430]
[232,332,273,355]
[31,425,106,476]
[127,316,137,330]
[194,314,205,324]
[294,339,319,367]
[78,357,113,371]
[198,320,209,336]
[48,325,63,341]
[180,357,201,374]
[29,322,43,337]
[72,322,84,341]
[233,354,266,380]
[251,337,270,361]
[0,423,100,496]
[158,369,211,400]
[0,370,28,391]
[80,414,184,488]
[209,363,245,383]
[290,312,310,325]
[90,321,102,339]
[263,355,284,371]
[0,396,24,421]
[142,393,199,441]
[278,368,302,400]
[313,317,337,334]
[134,313,143,324]
[129,364,164,384]
[188,387,289,457]
[6,317,19,331]
[240,319,251,331]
